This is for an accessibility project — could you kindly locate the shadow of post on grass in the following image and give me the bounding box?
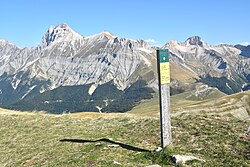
[60,138,152,153]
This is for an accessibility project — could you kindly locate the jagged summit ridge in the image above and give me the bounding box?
[85,31,116,40]
[42,23,83,46]
[185,36,204,46]
[40,23,148,50]
[0,39,17,47]
[165,36,205,48]
[0,23,156,92]
[163,35,250,95]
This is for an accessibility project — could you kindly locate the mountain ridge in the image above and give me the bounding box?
[0,23,250,113]
[2,23,249,49]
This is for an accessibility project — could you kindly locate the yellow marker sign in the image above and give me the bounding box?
[160,62,170,84]
[158,49,170,84]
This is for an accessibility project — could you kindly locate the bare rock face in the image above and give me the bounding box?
[164,36,244,78]
[42,23,83,47]
[0,23,156,92]
[0,24,157,112]
[164,36,250,94]
[185,36,204,46]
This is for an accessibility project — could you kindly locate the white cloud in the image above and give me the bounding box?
[145,38,162,47]
[145,39,157,44]
[239,42,250,46]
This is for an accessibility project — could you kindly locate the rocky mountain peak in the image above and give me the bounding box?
[185,36,203,46]
[85,31,116,42]
[99,32,116,39]
[0,39,8,43]
[167,40,179,47]
[42,23,83,46]
[0,39,15,46]
[0,39,20,51]
[235,44,250,58]
[55,23,70,29]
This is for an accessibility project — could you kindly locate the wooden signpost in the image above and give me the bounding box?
[157,49,172,148]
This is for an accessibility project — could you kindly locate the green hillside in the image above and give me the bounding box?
[6,80,154,114]
[0,90,249,167]
[172,90,250,120]
[129,86,227,115]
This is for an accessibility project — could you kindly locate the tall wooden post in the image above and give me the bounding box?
[157,49,172,148]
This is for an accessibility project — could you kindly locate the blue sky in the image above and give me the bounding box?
[0,0,249,48]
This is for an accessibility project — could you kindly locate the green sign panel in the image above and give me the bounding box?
[159,49,169,63]
[158,49,170,84]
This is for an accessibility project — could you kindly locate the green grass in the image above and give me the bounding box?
[169,90,250,120]
[170,87,226,108]
[0,112,159,166]
[128,98,159,117]
[172,114,250,166]
[0,109,249,166]
[0,90,249,166]
[129,87,227,115]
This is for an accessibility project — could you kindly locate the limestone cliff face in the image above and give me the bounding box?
[164,36,250,92]
[0,24,156,94]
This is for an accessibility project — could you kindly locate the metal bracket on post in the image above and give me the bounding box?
[157,49,172,148]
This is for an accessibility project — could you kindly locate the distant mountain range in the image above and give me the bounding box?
[0,23,249,113]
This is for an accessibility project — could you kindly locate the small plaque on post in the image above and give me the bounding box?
[159,49,170,84]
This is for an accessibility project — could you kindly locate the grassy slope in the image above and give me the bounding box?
[171,87,226,100]
[172,90,250,120]
[170,63,198,84]
[0,110,160,167]
[130,87,226,115]
[0,91,250,166]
